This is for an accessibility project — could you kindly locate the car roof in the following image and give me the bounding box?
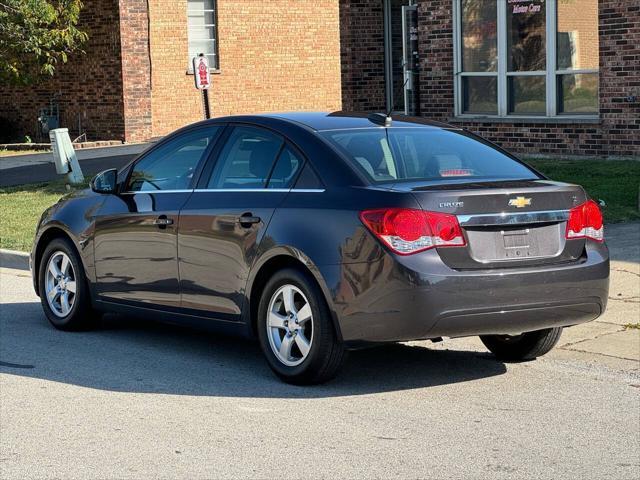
[208,111,459,132]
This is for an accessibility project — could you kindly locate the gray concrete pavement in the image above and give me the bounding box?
[0,224,638,479]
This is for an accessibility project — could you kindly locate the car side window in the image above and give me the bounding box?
[127,127,220,192]
[207,127,284,189]
[266,146,303,189]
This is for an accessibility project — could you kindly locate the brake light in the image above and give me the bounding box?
[566,200,604,242]
[359,208,466,255]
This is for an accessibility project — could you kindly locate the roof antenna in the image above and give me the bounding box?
[368,112,392,127]
[372,73,411,127]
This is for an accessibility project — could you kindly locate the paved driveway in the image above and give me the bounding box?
[1,224,638,479]
[0,143,151,187]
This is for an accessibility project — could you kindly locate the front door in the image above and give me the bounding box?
[178,125,304,320]
[384,0,419,115]
[402,4,419,115]
[93,126,222,307]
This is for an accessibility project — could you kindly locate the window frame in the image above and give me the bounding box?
[453,0,599,120]
[196,124,309,191]
[186,0,220,73]
[121,125,223,193]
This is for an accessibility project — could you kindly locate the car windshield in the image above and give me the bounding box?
[321,128,540,184]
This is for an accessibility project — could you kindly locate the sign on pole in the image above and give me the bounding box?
[193,54,212,119]
[193,55,211,90]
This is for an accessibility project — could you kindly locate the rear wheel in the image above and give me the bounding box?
[480,327,563,361]
[257,268,346,385]
[38,238,98,331]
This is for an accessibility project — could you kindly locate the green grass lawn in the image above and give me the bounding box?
[526,159,640,224]
[0,180,87,252]
[0,159,638,252]
[0,149,50,157]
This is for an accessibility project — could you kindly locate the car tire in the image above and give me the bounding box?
[257,268,346,385]
[480,327,563,362]
[38,237,98,331]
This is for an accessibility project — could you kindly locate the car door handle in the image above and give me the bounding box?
[237,213,261,227]
[153,215,174,227]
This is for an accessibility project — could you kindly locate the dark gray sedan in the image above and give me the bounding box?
[31,112,609,384]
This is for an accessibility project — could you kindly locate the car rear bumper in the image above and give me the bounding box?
[324,242,609,344]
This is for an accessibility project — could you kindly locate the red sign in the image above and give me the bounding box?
[193,56,211,90]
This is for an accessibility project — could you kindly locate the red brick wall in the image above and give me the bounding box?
[1,0,343,143]
[118,0,153,142]
[340,0,387,111]
[148,0,343,138]
[416,0,455,119]
[340,0,639,158]
[0,0,125,142]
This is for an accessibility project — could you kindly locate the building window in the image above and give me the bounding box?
[454,0,599,118]
[187,0,219,71]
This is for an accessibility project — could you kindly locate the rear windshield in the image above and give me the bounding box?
[321,128,540,184]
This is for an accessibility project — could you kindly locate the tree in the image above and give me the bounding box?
[0,0,88,86]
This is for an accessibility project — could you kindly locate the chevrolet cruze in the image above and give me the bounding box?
[31,112,610,384]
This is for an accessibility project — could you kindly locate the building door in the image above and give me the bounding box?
[402,5,419,115]
[384,0,419,115]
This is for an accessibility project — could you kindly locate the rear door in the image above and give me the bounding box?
[93,126,222,307]
[177,125,304,320]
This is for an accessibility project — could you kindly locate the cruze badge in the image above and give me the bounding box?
[508,196,532,208]
[439,201,464,208]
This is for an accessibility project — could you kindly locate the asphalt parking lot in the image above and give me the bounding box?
[1,224,638,479]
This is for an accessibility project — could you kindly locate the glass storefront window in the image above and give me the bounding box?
[459,0,498,114]
[557,0,599,70]
[462,77,498,114]
[507,0,546,72]
[461,0,498,72]
[557,73,598,114]
[455,0,599,117]
[508,76,546,114]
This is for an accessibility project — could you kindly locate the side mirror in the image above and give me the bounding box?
[90,169,117,194]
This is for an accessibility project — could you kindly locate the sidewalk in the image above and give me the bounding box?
[555,221,639,367]
[0,143,152,187]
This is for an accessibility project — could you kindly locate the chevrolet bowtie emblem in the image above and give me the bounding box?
[508,196,532,208]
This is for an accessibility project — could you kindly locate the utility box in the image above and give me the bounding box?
[50,128,84,184]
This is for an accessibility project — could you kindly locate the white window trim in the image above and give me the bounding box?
[186,0,220,74]
[453,0,599,120]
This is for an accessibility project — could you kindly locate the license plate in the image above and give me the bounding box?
[465,223,564,263]
[501,229,532,259]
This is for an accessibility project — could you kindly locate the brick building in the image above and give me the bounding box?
[0,0,342,143]
[0,0,638,157]
[341,0,639,157]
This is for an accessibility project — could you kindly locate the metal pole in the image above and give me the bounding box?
[202,89,211,119]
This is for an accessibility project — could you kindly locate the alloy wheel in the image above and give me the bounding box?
[266,284,314,367]
[45,251,77,318]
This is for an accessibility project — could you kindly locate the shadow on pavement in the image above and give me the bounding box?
[0,301,507,397]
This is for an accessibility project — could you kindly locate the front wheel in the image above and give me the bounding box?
[38,237,98,331]
[257,268,346,385]
[480,327,563,362]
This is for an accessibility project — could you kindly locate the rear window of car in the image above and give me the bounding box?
[321,128,540,184]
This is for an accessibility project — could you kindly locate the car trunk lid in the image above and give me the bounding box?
[394,179,588,269]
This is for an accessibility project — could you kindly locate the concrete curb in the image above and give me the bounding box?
[0,249,30,271]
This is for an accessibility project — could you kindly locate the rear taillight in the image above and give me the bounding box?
[359,208,465,255]
[566,200,604,242]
